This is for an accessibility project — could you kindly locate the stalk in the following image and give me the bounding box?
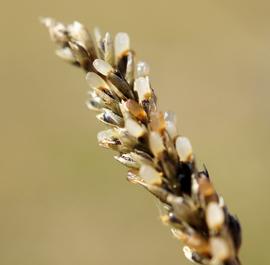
[41,18,242,265]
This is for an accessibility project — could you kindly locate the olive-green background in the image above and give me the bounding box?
[1,0,269,264]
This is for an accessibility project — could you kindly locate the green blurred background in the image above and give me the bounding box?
[0,0,269,264]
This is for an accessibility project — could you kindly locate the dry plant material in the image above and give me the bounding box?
[41,18,242,265]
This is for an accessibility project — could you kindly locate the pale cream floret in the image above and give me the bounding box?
[136,61,150,78]
[125,118,146,138]
[134,77,152,102]
[86,72,108,89]
[165,120,177,139]
[93,59,113,76]
[55,47,75,62]
[114,32,130,59]
[149,131,165,156]
[175,136,193,162]
[206,202,225,230]
[183,246,195,263]
[210,237,230,262]
[139,164,162,185]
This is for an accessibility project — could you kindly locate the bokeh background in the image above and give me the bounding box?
[1,0,270,264]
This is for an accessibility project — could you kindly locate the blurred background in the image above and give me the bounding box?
[0,0,270,264]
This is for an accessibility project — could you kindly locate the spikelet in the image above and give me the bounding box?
[42,18,242,265]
